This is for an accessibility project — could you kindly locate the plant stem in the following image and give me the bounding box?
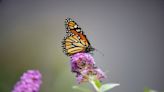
[90,80,100,92]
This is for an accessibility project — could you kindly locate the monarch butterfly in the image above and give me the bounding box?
[62,18,95,56]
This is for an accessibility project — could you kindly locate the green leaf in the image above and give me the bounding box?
[144,87,150,92]
[144,88,157,92]
[100,83,120,92]
[72,85,91,92]
[94,80,102,88]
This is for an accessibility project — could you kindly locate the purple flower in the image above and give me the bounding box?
[70,53,105,83]
[71,53,95,73]
[12,70,42,92]
[76,68,105,83]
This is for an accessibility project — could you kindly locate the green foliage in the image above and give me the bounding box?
[99,83,120,92]
[94,80,102,88]
[72,86,91,92]
[144,87,157,92]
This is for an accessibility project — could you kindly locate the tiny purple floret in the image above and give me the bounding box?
[76,68,106,83]
[70,53,105,83]
[71,53,95,73]
[12,70,42,92]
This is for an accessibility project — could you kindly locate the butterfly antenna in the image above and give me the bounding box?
[94,48,104,56]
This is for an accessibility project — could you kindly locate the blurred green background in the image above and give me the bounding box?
[1,0,164,92]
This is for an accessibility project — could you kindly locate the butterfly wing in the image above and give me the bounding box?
[65,18,82,33]
[62,35,86,56]
[62,18,94,56]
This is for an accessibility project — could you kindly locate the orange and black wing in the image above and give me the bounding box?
[62,18,93,56]
[65,18,83,34]
[62,34,90,56]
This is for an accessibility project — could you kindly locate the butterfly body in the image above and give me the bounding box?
[62,18,94,56]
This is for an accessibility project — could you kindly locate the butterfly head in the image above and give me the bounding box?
[86,46,95,53]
